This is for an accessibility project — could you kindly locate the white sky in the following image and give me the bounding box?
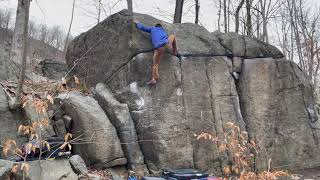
[0,0,219,36]
[0,0,318,40]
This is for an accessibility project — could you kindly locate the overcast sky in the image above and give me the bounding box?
[0,0,219,36]
[0,0,319,40]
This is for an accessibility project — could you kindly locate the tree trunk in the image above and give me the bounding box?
[227,0,230,32]
[235,0,245,33]
[223,0,227,32]
[64,0,76,53]
[5,0,31,82]
[289,0,304,67]
[246,0,252,36]
[174,0,184,23]
[127,0,133,13]
[256,6,260,39]
[259,0,269,43]
[218,0,222,31]
[195,0,200,24]
[8,0,30,110]
[262,16,269,42]
[97,0,101,24]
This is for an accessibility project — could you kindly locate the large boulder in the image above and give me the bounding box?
[66,9,320,175]
[66,10,283,87]
[56,92,126,168]
[69,155,88,175]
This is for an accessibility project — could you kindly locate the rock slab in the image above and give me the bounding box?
[57,92,126,168]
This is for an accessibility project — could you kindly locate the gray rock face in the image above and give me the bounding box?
[217,33,284,58]
[36,59,68,80]
[0,159,13,179]
[23,98,56,138]
[69,155,88,175]
[66,9,320,175]
[56,92,126,168]
[0,88,25,156]
[52,119,67,137]
[94,83,147,173]
[15,159,78,180]
[238,58,320,170]
[66,10,283,87]
[106,53,246,174]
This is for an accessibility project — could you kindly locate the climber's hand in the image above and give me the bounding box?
[133,20,139,24]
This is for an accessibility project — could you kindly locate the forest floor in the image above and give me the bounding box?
[293,168,320,179]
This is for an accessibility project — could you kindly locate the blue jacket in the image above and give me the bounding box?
[136,23,169,49]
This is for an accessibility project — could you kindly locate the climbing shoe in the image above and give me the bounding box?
[147,79,157,86]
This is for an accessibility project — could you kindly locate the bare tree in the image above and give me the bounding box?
[0,9,12,29]
[227,0,230,32]
[223,0,227,32]
[174,0,184,23]
[127,0,133,13]
[235,0,245,33]
[275,0,320,92]
[6,0,31,110]
[246,0,253,36]
[218,0,222,31]
[64,0,76,52]
[96,0,102,23]
[288,0,304,66]
[38,24,48,43]
[28,20,37,39]
[47,25,65,49]
[253,4,260,39]
[195,0,200,24]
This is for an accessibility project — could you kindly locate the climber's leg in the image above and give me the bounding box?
[168,35,177,55]
[148,47,165,85]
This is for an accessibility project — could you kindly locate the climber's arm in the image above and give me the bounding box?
[134,21,152,33]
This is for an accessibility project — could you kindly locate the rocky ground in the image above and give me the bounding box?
[295,168,320,179]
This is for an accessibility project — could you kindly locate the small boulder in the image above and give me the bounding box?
[69,155,88,175]
[0,159,14,179]
[15,159,78,180]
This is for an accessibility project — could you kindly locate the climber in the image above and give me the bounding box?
[133,20,177,85]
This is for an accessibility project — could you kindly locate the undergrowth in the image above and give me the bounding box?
[196,122,288,180]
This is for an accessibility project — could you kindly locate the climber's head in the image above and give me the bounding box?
[155,23,163,28]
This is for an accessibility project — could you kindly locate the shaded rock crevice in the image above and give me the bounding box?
[94,83,148,174]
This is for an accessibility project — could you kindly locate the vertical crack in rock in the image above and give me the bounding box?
[204,58,224,174]
[231,59,257,170]
[222,57,246,130]
[178,58,196,169]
